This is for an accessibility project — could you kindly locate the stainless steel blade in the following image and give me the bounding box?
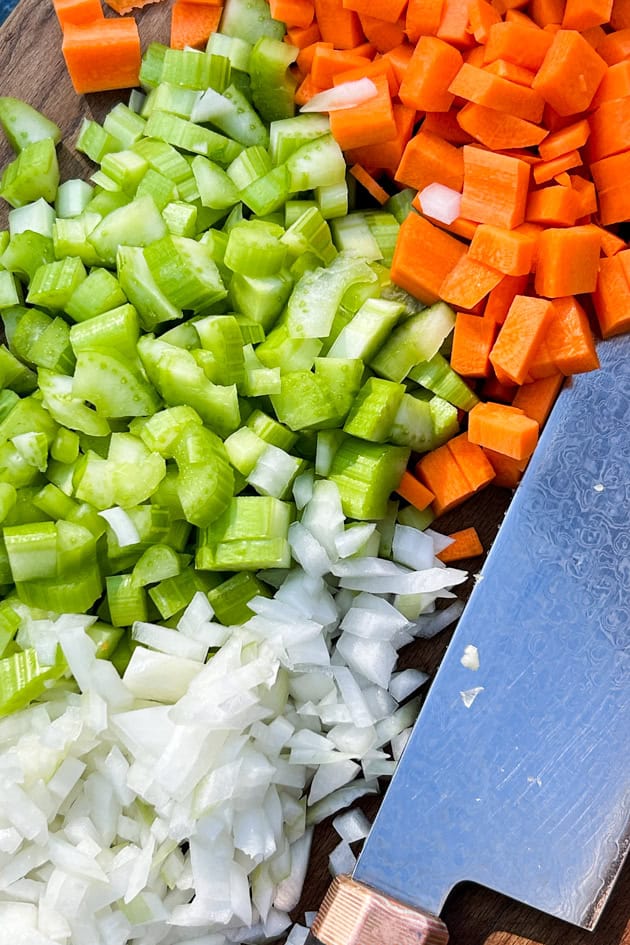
[355,331,630,929]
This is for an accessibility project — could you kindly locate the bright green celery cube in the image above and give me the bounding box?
[0,97,61,153]
[192,84,268,149]
[65,268,127,323]
[224,220,287,278]
[0,647,66,718]
[88,195,167,268]
[0,345,36,394]
[2,230,54,282]
[197,493,294,570]
[0,270,21,307]
[249,36,297,124]
[194,314,245,387]
[143,111,242,166]
[117,245,182,331]
[37,368,112,439]
[286,252,377,340]
[370,302,456,383]
[228,269,293,331]
[100,149,149,195]
[343,376,406,443]
[106,574,148,628]
[219,0,284,44]
[139,404,202,458]
[286,133,345,193]
[148,568,221,620]
[246,409,298,451]
[281,206,337,265]
[0,137,59,208]
[144,235,227,313]
[162,200,197,237]
[329,437,410,521]
[72,349,161,419]
[144,81,200,120]
[75,118,122,163]
[69,303,140,359]
[389,393,438,453]
[207,571,269,626]
[408,352,479,412]
[269,114,329,166]
[52,214,102,268]
[26,316,75,374]
[327,296,404,361]
[191,155,240,211]
[102,103,146,148]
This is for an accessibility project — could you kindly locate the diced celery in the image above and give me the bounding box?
[37,369,111,438]
[344,377,406,442]
[364,210,400,266]
[72,350,161,418]
[161,47,213,91]
[0,137,59,208]
[389,393,437,452]
[224,220,287,277]
[286,133,345,193]
[229,269,293,331]
[144,111,243,165]
[220,0,285,44]
[162,199,197,237]
[107,573,148,627]
[75,118,122,163]
[88,195,167,268]
[117,245,182,330]
[26,256,86,310]
[281,206,336,265]
[143,81,199,120]
[0,345,36,394]
[27,316,75,374]
[315,180,349,220]
[55,178,94,218]
[0,647,65,717]
[65,267,127,323]
[249,36,297,123]
[207,571,269,625]
[192,84,269,148]
[2,230,54,281]
[139,42,169,90]
[191,155,240,210]
[287,252,376,339]
[144,234,227,312]
[370,302,456,383]
[256,323,322,373]
[103,103,146,148]
[397,504,435,531]
[269,114,330,166]
[327,296,403,361]
[0,270,21,307]
[408,352,479,412]
[8,197,55,237]
[329,437,410,521]
[386,187,415,224]
[332,212,382,262]
[52,213,102,267]
[0,97,61,152]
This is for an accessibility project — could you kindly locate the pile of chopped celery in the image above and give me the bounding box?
[0,14,480,716]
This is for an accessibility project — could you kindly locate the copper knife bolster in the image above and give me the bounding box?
[310,875,449,945]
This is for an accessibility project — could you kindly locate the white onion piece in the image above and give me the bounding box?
[332,808,371,843]
[132,622,209,662]
[411,598,465,638]
[425,527,457,555]
[388,668,429,702]
[307,779,380,826]
[461,643,480,671]
[328,839,357,876]
[391,726,412,762]
[98,507,141,547]
[392,524,437,571]
[418,182,462,224]
[300,78,378,113]
[286,924,310,945]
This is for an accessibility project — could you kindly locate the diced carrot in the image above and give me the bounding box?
[534,225,601,297]
[456,102,547,150]
[296,40,328,75]
[422,109,473,144]
[170,1,222,50]
[503,8,539,24]
[53,0,104,28]
[437,526,484,561]
[468,0,502,42]
[381,42,415,85]
[590,60,630,108]
[398,36,463,112]
[468,401,539,461]
[489,294,554,384]
[588,222,626,257]
[460,146,531,229]
[395,129,464,192]
[532,150,583,186]
[597,27,630,64]
[525,332,558,379]
[587,99,630,165]
[414,445,474,516]
[395,470,436,510]
[437,0,477,49]
[415,207,479,241]
[543,296,600,375]
[61,17,141,94]
[405,0,443,41]
[538,119,590,162]
[468,222,536,275]
[390,212,467,306]
[286,22,322,47]
[526,184,580,227]
[344,103,415,175]
[590,150,630,225]
[313,0,364,47]
[270,0,314,28]
[483,59,536,86]
[529,0,565,26]
[581,25,607,49]
[464,45,487,67]
[449,63,545,124]
[349,164,390,204]
[440,253,505,311]
[310,45,368,88]
[341,0,407,21]
[611,0,630,28]
[483,272,530,324]
[329,74,396,150]
[531,29,608,116]
[450,311,498,377]
[331,57,398,97]
[357,13,406,52]
[568,174,598,218]
[483,21,553,71]
[512,373,564,426]
[562,0,613,29]
[482,447,528,487]
[592,252,630,337]
[103,0,161,11]
[480,373,518,402]
[447,431,497,490]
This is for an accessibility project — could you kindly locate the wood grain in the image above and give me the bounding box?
[0,3,628,944]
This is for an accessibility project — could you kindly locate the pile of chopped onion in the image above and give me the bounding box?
[0,481,465,945]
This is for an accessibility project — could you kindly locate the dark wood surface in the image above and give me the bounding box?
[0,2,628,943]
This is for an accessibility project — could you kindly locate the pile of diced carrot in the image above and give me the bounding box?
[282,0,630,518]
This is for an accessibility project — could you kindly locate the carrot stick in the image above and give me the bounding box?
[437,0,477,48]
[591,60,630,107]
[170,1,222,50]
[568,174,597,218]
[468,401,539,461]
[395,470,436,510]
[512,373,564,426]
[592,252,630,337]
[468,0,502,41]
[436,526,484,561]
[349,164,390,204]
[457,102,547,150]
[489,294,554,384]
[52,0,104,28]
[531,29,608,116]
[450,311,498,377]
[439,253,505,311]
[468,222,536,275]
[534,225,601,297]
[395,128,464,192]
[448,63,545,123]
[587,98,630,164]
[597,27,630,64]
[532,149,582,185]
[422,109,473,144]
[61,17,141,93]
[398,36,463,112]
[590,150,630,226]
[541,296,600,375]
[390,211,467,306]
[460,146,531,229]
[329,74,396,150]
[286,22,322,47]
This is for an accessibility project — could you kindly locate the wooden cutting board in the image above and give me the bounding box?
[0,2,628,943]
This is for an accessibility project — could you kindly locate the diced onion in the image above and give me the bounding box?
[418,182,462,224]
[300,78,378,113]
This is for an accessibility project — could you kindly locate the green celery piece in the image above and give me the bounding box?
[107,433,167,508]
[224,426,267,476]
[162,199,197,237]
[269,114,330,166]
[133,137,197,193]
[197,494,294,570]
[106,574,148,627]
[386,187,416,224]
[226,144,272,191]
[75,118,122,163]
[0,647,66,718]
[0,394,57,446]
[100,149,149,195]
[11,430,48,471]
[329,437,410,521]
[4,520,57,582]
[229,269,293,331]
[8,197,55,237]
[314,356,364,424]
[194,314,245,387]
[0,270,21,307]
[364,210,400,267]
[207,32,253,72]
[65,268,127,323]
[131,544,182,587]
[138,337,240,438]
[256,323,322,373]
[117,245,182,330]
[52,213,102,268]
[139,42,169,90]
[69,303,140,359]
[429,393,460,447]
[0,98,61,152]
[0,137,59,208]
[193,84,268,149]
[191,155,240,211]
[55,178,94,218]
[241,344,281,397]
[161,47,214,91]
[0,600,19,655]
[408,352,479,412]
[55,519,99,575]
[389,392,438,452]
[26,316,75,374]
[284,198,317,227]
[149,568,221,620]
[33,481,78,520]
[315,428,345,477]
[144,111,243,165]
[281,206,337,265]
[172,424,234,528]
[207,571,269,625]
[232,313,265,345]
[105,504,171,560]
[343,376,406,443]
[0,441,43,489]
[73,450,114,509]
[249,37,297,124]
[315,179,348,220]
[397,504,435,531]
[286,252,376,339]
[1,230,54,282]
[103,103,146,148]
[143,82,200,121]
[7,306,51,364]
[370,302,457,383]
[72,350,162,418]
[139,405,202,457]
[144,235,227,313]
[224,220,287,278]
[246,409,298,450]
[240,164,290,217]
[286,133,346,192]
[37,369,111,438]
[247,443,306,500]
[327,297,403,361]
[331,212,382,262]
[88,195,167,268]
[270,369,341,431]
[86,621,124,660]
[50,427,80,464]
[220,0,285,44]
[209,536,291,570]
[0,345,36,394]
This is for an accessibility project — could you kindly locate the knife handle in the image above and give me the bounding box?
[307,875,449,945]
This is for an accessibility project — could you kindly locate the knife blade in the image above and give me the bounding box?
[309,330,630,945]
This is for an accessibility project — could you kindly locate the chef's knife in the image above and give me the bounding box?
[309,330,630,945]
